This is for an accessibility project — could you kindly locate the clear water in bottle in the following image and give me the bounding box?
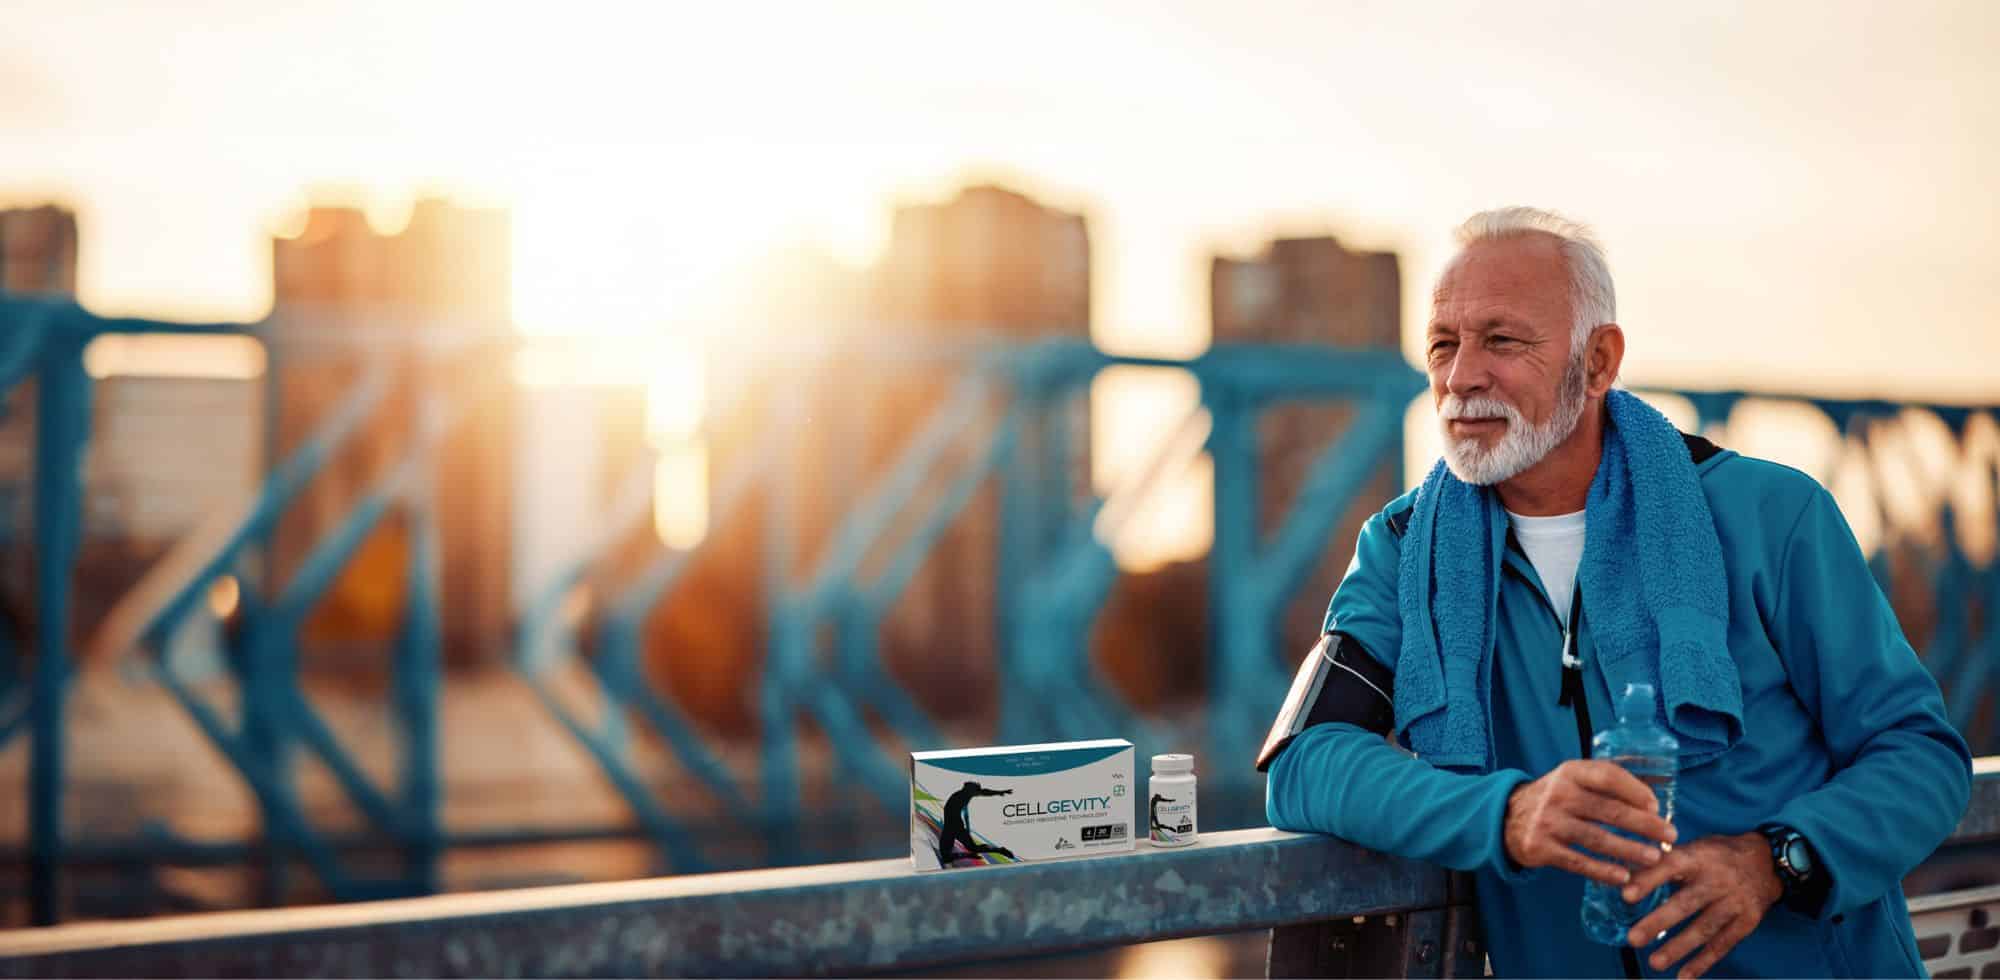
[1581,682,1679,946]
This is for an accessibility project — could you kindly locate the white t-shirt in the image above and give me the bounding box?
[1506,508,1588,628]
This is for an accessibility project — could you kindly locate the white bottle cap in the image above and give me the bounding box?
[1151,753,1194,774]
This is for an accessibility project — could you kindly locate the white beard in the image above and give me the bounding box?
[1438,355,1589,486]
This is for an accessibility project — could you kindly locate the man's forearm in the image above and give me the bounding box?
[1769,726,1971,918]
[1770,487,1976,919]
[1266,722,1531,876]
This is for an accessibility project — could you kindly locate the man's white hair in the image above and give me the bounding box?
[1434,207,1613,485]
[1450,206,1616,350]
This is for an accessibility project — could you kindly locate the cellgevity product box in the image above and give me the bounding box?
[911,738,1135,870]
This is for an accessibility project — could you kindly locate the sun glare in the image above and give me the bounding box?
[505,164,896,551]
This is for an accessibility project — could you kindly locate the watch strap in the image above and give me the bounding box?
[1760,823,1830,917]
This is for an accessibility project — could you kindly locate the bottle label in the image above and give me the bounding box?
[1149,790,1196,845]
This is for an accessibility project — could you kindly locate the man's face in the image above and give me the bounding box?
[1427,234,1590,486]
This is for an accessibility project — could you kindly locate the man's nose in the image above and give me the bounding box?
[1443,342,1491,398]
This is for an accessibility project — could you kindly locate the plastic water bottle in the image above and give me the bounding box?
[1581,682,1679,945]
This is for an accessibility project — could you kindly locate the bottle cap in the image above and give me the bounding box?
[1151,753,1194,774]
[1618,682,1656,720]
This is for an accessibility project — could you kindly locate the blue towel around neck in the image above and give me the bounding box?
[1390,389,1743,772]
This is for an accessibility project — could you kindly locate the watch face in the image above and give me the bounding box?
[1784,837,1813,877]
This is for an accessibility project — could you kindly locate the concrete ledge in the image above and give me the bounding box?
[0,828,1450,978]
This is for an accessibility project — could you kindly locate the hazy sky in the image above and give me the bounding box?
[5,0,1996,395]
[4,1,1996,565]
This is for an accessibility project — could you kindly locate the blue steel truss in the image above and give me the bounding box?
[3,294,1998,925]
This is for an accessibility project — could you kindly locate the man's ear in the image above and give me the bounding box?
[1587,324,1625,397]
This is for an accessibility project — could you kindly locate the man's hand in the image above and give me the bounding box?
[1621,831,1784,979]
[1503,760,1678,886]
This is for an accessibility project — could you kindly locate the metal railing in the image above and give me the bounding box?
[4,767,1997,978]
[0,826,1493,977]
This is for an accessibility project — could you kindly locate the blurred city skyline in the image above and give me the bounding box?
[3,0,1996,568]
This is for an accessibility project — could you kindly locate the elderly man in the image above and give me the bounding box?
[1259,208,1971,978]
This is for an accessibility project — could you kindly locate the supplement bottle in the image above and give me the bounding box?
[1148,754,1197,846]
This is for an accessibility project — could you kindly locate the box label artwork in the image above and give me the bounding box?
[911,738,1134,870]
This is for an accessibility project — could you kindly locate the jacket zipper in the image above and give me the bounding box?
[1499,558,1596,755]
[1555,593,1594,760]
[1506,561,1641,977]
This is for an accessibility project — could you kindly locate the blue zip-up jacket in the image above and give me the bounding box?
[1266,444,1972,977]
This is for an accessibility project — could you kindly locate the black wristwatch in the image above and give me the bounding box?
[1759,823,1827,915]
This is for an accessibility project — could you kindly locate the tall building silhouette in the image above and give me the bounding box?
[0,206,79,538]
[0,207,263,655]
[0,206,79,646]
[692,185,1092,729]
[668,246,865,736]
[1211,235,1402,653]
[0,205,76,296]
[866,185,1092,719]
[269,200,513,664]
